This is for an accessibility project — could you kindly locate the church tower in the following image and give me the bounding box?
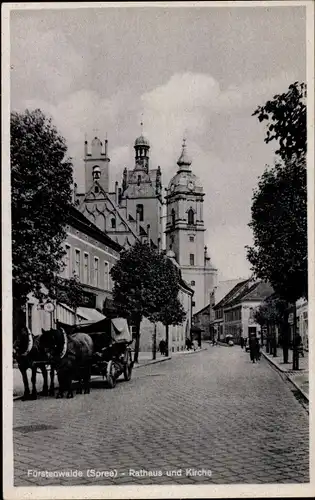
[84,136,110,193]
[119,127,163,248]
[165,140,217,312]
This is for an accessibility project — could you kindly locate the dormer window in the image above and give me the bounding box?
[111,218,116,228]
[94,186,99,194]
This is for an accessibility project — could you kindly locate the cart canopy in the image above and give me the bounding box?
[65,317,132,344]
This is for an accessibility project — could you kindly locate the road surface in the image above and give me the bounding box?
[13,345,309,486]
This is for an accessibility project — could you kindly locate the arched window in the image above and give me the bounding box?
[136,204,144,222]
[111,218,116,228]
[171,208,176,227]
[188,208,195,225]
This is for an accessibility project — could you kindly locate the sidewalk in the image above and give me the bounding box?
[13,346,207,399]
[261,347,309,401]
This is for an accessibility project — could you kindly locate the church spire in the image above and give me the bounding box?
[177,137,192,170]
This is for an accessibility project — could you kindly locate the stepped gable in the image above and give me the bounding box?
[68,205,122,252]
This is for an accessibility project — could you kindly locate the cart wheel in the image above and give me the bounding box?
[106,361,116,389]
[124,350,133,381]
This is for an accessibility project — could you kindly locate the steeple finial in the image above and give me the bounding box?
[177,136,192,169]
[140,114,144,134]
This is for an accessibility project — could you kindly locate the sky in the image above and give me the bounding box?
[10,4,306,281]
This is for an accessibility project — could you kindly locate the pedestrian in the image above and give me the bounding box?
[248,333,258,363]
[255,337,261,361]
[295,333,304,358]
[240,337,244,349]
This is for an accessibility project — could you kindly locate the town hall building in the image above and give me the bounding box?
[75,129,217,348]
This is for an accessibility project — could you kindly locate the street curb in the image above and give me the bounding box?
[133,356,171,368]
[261,351,309,402]
[134,347,208,368]
[286,375,309,402]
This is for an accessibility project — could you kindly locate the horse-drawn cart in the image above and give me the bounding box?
[73,317,134,389]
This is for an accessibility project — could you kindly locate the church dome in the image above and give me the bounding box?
[167,140,203,194]
[134,134,150,147]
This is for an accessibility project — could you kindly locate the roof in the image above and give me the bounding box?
[134,134,150,147]
[69,205,122,252]
[224,281,274,308]
[76,307,106,322]
[213,279,247,305]
[213,279,251,310]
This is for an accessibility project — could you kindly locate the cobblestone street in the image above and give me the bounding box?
[13,345,309,486]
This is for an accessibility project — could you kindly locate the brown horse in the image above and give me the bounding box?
[13,326,55,400]
[40,328,94,398]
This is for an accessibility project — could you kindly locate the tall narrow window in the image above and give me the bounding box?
[108,264,114,291]
[171,208,176,227]
[65,245,71,278]
[74,249,81,279]
[190,253,195,266]
[27,303,33,333]
[188,208,195,225]
[104,261,109,290]
[83,253,89,284]
[136,204,144,222]
[137,175,141,186]
[94,257,99,287]
[111,218,116,228]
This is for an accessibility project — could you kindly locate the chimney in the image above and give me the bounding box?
[115,181,119,205]
[147,224,151,246]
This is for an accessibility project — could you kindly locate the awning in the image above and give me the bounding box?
[76,307,106,322]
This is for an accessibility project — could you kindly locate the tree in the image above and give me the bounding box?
[252,81,306,161]
[254,295,288,361]
[154,296,186,357]
[110,242,185,362]
[248,82,307,369]
[147,257,186,357]
[11,109,73,336]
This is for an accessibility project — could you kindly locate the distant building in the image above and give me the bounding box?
[213,279,274,343]
[295,298,308,350]
[193,279,246,340]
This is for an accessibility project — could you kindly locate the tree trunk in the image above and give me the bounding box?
[266,323,270,353]
[292,302,299,370]
[165,324,169,357]
[282,307,289,364]
[272,325,277,357]
[152,323,157,360]
[134,319,141,364]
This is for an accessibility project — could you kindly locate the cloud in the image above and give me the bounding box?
[12,70,298,279]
